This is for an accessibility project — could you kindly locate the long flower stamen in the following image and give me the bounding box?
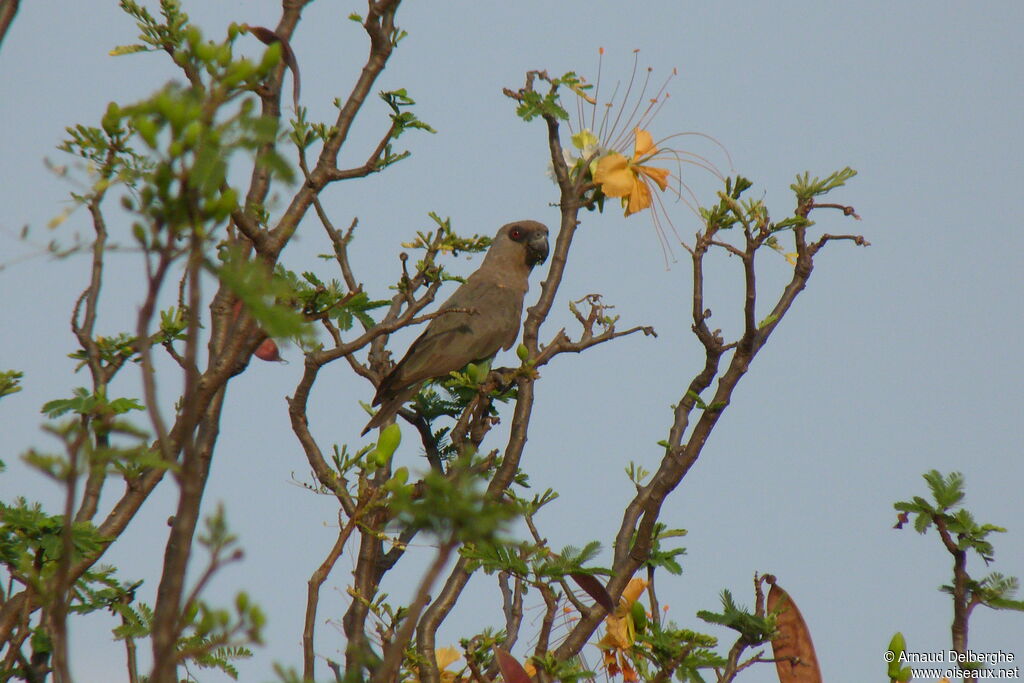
[553,49,730,262]
[590,47,604,133]
[607,68,657,152]
[605,50,642,151]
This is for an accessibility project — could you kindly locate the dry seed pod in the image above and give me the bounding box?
[766,579,823,683]
[494,647,531,683]
[254,338,284,362]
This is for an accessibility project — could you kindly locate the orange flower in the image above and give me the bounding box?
[593,128,671,216]
[596,577,648,680]
[413,646,463,683]
[564,50,727,262]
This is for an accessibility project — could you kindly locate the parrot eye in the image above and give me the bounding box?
[509,226,523,241]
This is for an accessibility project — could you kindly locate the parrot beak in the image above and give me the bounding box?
[526,232,549,267]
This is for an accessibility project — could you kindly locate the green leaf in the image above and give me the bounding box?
[886,632,912,681]
[109,44,150,56]
[696,589,775,644]
[216,253,310,339]
[791,167,857,202]
[0,370,23,399]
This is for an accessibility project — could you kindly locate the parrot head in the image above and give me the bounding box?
[499,220,549,267]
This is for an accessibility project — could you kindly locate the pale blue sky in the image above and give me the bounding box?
[2,2,1023,681]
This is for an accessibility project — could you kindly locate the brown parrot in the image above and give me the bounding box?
[362,220,549,435]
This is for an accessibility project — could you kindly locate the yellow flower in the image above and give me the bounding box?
[596,577,648,681]
[436,646,462,683]
[436,646,461,670]
[564,51,728,263]
[549,128,603,182]
[571,129,599,155]
[593,128,671,216]
[413,646,463,683]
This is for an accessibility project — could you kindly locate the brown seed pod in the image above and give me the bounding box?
[254,338,284,362]
[767,578,823,683]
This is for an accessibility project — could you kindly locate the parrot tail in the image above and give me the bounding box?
[360,385,417,436]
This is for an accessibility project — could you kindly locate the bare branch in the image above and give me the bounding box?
[809,232,870,254]
[373,539,457,683]
[269,0,402,254]
[415,557,473,683]
[498,571,525,651]
[535,324,656,368]
[555,186,865,659]
[228,209,268,252]
[0,0,20,52]
[324,119,400,181]
[708,239,746,258]
[321,216,361,293]
[287,358,358,515]
[177,548,244,640]
[304,511,363,680]
[241,0,309,227]
[936,516,971,653]
[48,426,90,683]
[808,200,860,219]
[319,301,470,367]
[406,412,445,473]
[136,248,175,462]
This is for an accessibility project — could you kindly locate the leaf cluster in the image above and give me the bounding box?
[22,385,161,483]
[0,369,24,400]
[215,254,312,341]
[401,212,492,259]
[513,71,587,122]
[638,522,687,576]
[113,0,190,56]
[177,599,260,680]
[631,622,723,683]
[387,456,518,543]
[791,167,858,203]
[945,572,1024,612]
[70,5,297,258]
[465,537,608,584]
[376,88,436,169]
[0,499,108,590]
[701,175,811,239]
[41,387,143,422]
[894,470,1006,562]
[276,268,388,334]
[696,590,775,646]
[528,652,596,683]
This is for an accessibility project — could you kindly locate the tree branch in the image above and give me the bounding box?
[373,539,456,683]
[269,0,402,255]
[304,511,363,680]
[0,0,19,51]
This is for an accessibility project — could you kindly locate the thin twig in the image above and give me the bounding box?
[303,511,364,680]
[372,539,457,683]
